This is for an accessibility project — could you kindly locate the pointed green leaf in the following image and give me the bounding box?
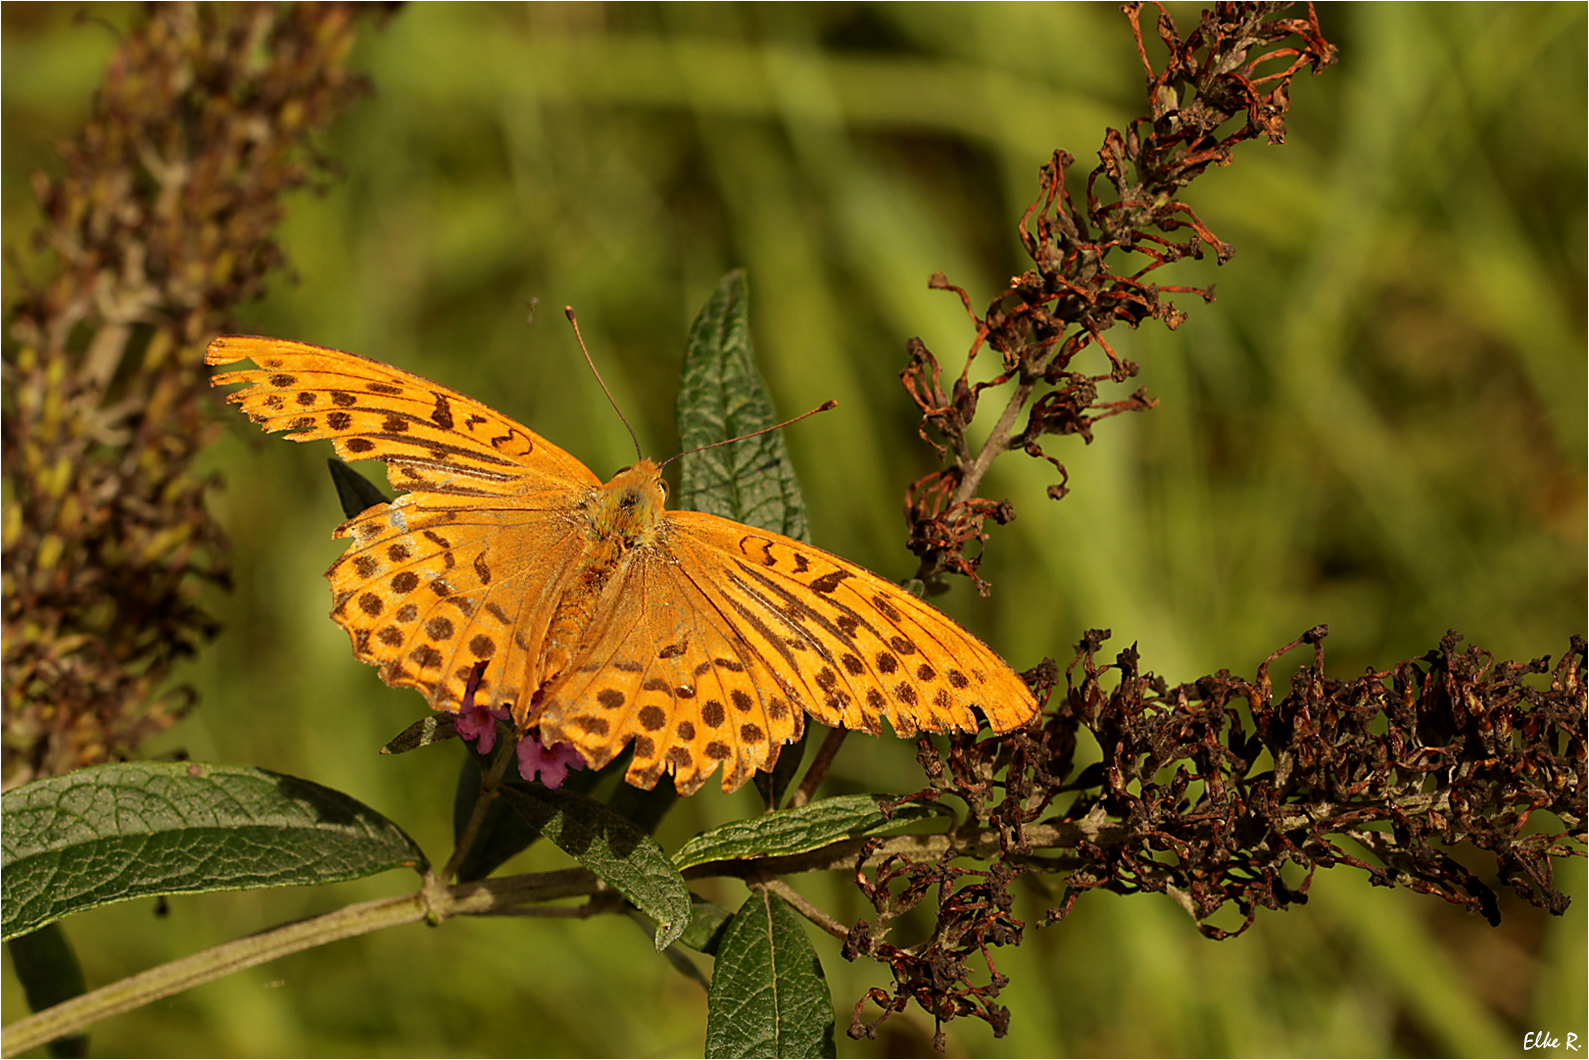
[327,457,390,518]
[380,713,458,755]
[499,783,691,950]
[628,909,711,990]
[706,890,836,1058]
[676,269,810,541]
[678,894,735,955]
[1,763,427,941]
[450,745,613,883]
[674,794,951,871]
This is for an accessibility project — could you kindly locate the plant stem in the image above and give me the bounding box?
[440,732,518,882]
[0,813,1129,1055]
[951,379,1034,508]
[0,892,427,1058]
[765,878,850,941]
[0,867,606,1057]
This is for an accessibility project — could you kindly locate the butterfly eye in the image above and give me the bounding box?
[658,480,669,499]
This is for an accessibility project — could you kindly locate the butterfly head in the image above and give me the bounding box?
[591,458,667,545]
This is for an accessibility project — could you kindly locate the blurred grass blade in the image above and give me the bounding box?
[674,794,950,870]
[327,458,391,518]
[706,889,836,1058]
[676,269,811,542]
[1,763,428,941]
[6,923,88,1058]
[499,783,691,950]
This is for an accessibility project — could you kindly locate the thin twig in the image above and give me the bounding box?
[950,380,1034,508]
[765,878,851,941]
[0,866,609,1057]
[440,734,518,882]
[789,727,848,808]
[477,893,622,919]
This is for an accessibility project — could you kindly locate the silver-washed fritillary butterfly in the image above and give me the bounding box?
[207,335,1038,794]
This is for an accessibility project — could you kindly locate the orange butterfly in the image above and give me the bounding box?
[206,335,1038,794]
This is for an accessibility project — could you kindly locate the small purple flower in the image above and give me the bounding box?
[518,734,587,789]
[453,661,508,754]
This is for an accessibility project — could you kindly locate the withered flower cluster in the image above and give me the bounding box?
[836,2,1585,1046]
[844,629,1585,1047]
[2,3,373,784]
[902,1,1336,591]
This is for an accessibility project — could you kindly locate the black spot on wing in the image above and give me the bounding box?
[808,570,851,594]
[431,392,454,429]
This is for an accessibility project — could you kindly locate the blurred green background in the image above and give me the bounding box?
[4,3,1584,1056]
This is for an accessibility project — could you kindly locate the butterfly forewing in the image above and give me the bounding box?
[668,513,1038,739]
[206,336,600,499]
[208,335,602,718]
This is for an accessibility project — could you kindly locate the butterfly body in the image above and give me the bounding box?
[537,460,667,688]
[207,335,1037,794]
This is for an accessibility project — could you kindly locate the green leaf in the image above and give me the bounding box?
[628,909,711,991]
[450,744,613,883]
[327,457,391,518]
[1,763,427,941]
[677,893,735,955]
[499,783,691,950]
[676,269,810,541]
[6,923,88,1057]
[380,713,457,755]
[674,794,951,871]
[706,890,836,1059]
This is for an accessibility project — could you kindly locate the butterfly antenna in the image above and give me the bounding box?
[658,400,837,469]
[566,306,643,461]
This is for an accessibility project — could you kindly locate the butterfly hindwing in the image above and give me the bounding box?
[329,494,591,713]
[538,550,804,795]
